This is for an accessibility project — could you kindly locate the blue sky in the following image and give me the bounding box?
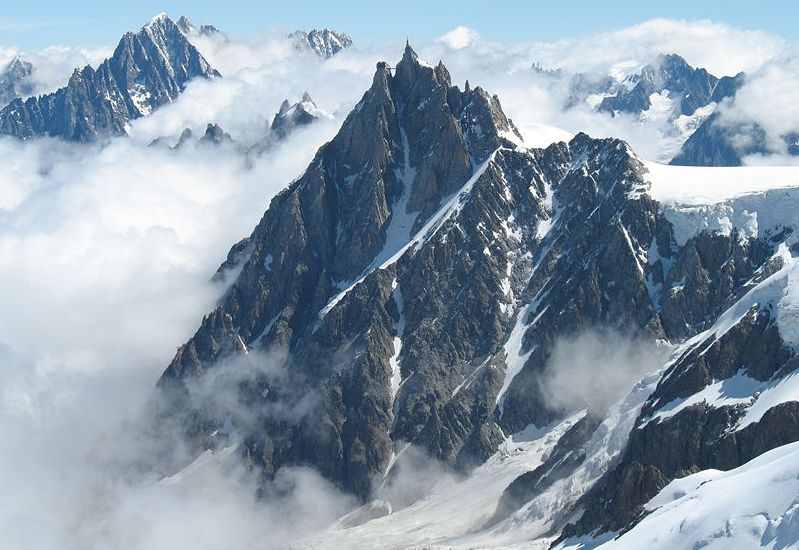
[0,0,796,51]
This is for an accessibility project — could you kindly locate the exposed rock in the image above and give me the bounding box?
[670,110,798,166]
[597,54,739,118]
[269,92,329,139]
[199,123,233,145]
[566,305,799,537]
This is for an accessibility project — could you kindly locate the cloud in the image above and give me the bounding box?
[0,43,344,547]
[539,329,669,415]
[437,26,480,50]
[717,51,799,158]
[0,44,111,99]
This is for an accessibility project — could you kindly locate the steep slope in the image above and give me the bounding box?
[156,44,524,498]
[152,45,799,547]
[0,13,219,142]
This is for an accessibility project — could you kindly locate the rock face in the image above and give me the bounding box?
[566,305,799,538]
[0,55,34,105]
[153,44,799,544]
[156,44,527,498]
[290,29,353,58]
[0,13,219,142]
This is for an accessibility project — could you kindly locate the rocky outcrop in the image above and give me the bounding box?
[563,273,799,538]
[156,44,523,497]
[269,92,328,139]
[199,123,232,145]
[176,15,224,39]
[0,13,219,142]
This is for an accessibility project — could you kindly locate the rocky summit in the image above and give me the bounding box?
[290,29,353,58]
[153,44,799,545]
[270,92,329,139]
[0,13,219,142]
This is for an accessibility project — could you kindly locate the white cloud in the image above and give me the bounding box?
[718,51,799,157]
[539,329,669,415]
[437,26,480,50]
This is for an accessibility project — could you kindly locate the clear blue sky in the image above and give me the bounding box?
[1,0,796,51]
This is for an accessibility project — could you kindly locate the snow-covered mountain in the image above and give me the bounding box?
[269,92,330,138]
[290,29,353,58]
[561,53,744,163]
[0,13,219,142]
[149,44,799,548]
[590,54,741,119]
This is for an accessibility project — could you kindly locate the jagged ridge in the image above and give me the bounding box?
[0,13,219,142]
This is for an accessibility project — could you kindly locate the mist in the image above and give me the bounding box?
[539,329,670,415]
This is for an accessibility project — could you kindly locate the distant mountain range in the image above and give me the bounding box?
[6,15,785,166]
[590,53,742,119]
[290,29,353,59]
[560,53,797,166]
[0,15,353,143]
[0,14,219,142]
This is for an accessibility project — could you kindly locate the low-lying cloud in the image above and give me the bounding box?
[540,329,670,415]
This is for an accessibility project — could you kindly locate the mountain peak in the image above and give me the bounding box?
[393,42,446,94]
[147,12,171,27]
[0,13,219,141]
[176,15,195,35]
[290,28,353,59]
[400,41,421,66]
